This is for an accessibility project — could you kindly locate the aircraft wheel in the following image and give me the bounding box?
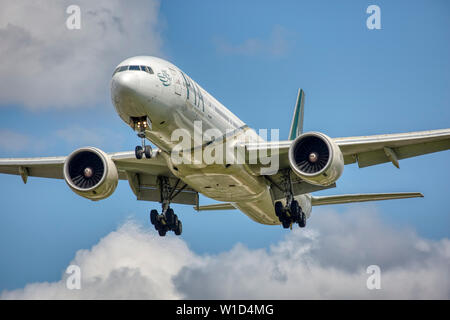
[275,201,283,217]
[281,219,291,229]
[299,212,306,228]
[144,145,152,159]
[175,220,182,236]
[135,146,143,159]
[150,209,158,225]
[290,200,300,220]
[166,208,175,226]
[158,229,167,237]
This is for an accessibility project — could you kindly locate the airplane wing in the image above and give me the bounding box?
[311,192,423,206]
[194,192,424,211]
[194,202,237,211]
[244,128,450,172]
[334,128,450,168]
[242,128,450,199]
[0,150,198,206]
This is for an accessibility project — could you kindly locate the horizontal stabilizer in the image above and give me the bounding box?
[311,192,423,206]
[194,203,236,211]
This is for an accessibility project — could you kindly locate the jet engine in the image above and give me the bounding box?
[63,147,118,200]
[288,132,344,186]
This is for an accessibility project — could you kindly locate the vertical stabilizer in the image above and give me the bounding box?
[288,89,305,140]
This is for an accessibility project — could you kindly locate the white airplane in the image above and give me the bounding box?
[1,56,449,236]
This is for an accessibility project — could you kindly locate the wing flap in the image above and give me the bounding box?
[311,192,423,206]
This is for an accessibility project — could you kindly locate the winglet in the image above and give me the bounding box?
[288,89,305,140]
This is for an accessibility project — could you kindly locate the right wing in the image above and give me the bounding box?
[0,150,198,206]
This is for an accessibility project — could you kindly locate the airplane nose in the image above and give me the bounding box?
[111,72,147,118]
[112,72,140,98]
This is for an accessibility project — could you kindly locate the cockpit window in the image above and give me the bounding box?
[113,65,154,76]
[144,66,154,74]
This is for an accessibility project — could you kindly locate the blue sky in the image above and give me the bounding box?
[0,0,449,294]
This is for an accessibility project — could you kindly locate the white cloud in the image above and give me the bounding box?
[2,208,449,299]
[214,25,293,57]
[0,0,163,109]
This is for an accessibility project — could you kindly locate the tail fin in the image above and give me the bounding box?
[311,192,423,206]
[288,89,305,140]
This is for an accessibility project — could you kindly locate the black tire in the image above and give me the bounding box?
[173,215,179,230]
[282,219,291,229]
[175,220,182,236]
[165,208,175,226]
[290,200,300,220]
[299,212,306,228]
[158,229,167,237]
[150,209,158,225]
[274,201,283,217]
[144,145,152,159]
[135,146,143,159]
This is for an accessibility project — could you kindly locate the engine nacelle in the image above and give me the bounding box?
[63,147,118,201]
[288,132,344,186]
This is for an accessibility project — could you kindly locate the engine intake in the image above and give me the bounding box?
[288,132,344,186]
[64,147,118,200]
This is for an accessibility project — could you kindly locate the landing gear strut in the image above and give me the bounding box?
[133,117,152,160]
[149,177,184,236]
[274,170,306,229]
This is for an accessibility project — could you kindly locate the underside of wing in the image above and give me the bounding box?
[311,192,424,206]
[0,156,66,182]
[335,129,450,168]
[194,202,237,211]
[242,128,450,174]
[0,149,198,206]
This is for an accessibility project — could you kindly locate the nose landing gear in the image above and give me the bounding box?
[135,135,152,159]
[132,116,153,160]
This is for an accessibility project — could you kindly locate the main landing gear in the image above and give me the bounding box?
[274,170,306,229]
[150,177,184,237]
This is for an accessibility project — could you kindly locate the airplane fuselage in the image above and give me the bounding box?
[110,56,312,225]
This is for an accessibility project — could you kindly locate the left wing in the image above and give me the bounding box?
[244,128,450,172]
[241,128,450,199]
[334,128,450,168]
